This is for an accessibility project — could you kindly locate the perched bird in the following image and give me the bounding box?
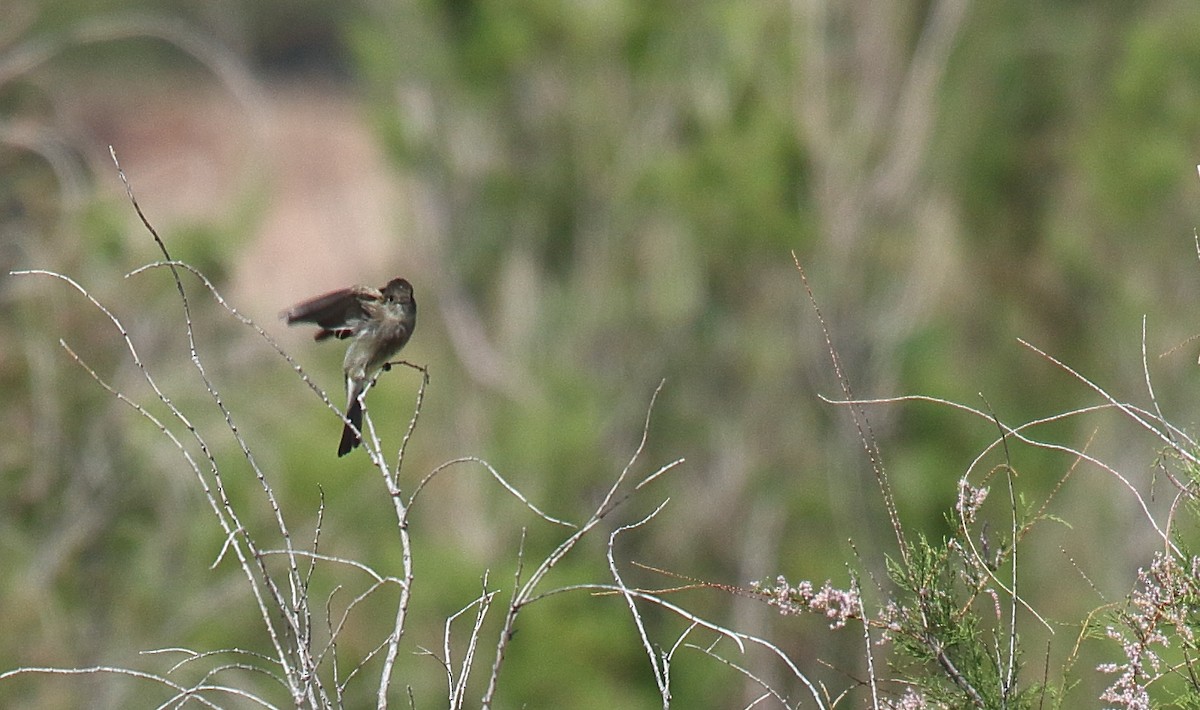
[283,278,416,456]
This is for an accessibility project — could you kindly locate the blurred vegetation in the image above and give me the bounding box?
[5,0,1200,707]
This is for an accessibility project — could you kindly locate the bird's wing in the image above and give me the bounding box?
[283,285,383,338]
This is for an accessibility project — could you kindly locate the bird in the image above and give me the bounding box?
[283,277,416,456]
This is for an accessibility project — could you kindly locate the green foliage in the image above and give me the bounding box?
[885,534,1022,708]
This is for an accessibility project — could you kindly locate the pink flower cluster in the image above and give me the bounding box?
[882,687,947,709]
[1098,552,1200,709]
[955,478,989,525]
[751,575,861,629]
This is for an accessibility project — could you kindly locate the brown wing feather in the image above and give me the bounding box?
[283,285,383,337]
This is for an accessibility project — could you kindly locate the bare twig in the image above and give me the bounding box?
[608,500,673,706]
[112,148,319,704]
[0,666,263,709]
[411,456,576,528]
[10,269,299,699]
[794,253,907,562]
[480,380,681,708]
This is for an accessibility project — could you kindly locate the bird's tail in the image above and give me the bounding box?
[338,396,363,457]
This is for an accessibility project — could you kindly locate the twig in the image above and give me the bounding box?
[793,253,907,563]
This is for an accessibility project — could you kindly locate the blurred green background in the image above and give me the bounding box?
[4,0,1200,707]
